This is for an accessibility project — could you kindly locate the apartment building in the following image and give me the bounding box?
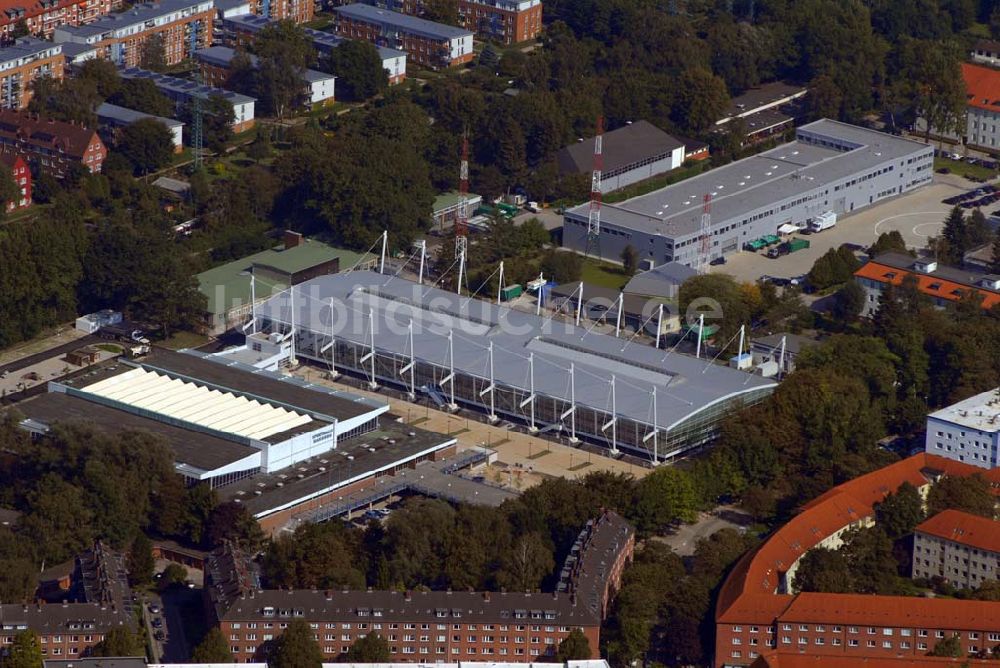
[245,0,311,23]
[367,0,541,45]
[96,101,184,152]
[52,0,213,67]
[854,253,1000,318]
[221,14,407,84]
[119,67,255,132]
[333,3,473,70]
[715,453,1000,667]
[206,512,633,663]
[913,509,1000,588]
[194,45,335,107]
[924,387,1000,469]
[0,109,105,176]
[0,152,31,210]
[0,0,112,42]
[0,38,64,110]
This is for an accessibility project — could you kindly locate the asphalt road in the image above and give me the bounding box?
[0,334,100,377]
[160,587,198,661]
[653,505,752,557]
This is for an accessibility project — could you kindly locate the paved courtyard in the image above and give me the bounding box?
[709,176,973,283]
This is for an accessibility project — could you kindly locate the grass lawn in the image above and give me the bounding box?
[935,157,998,181]
[159,330,210,350]
[95,343,124,354]
[581,258,630,290]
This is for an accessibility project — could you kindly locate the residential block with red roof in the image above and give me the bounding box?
[0,109,105,177]
[854,252,1000,317]
[714,453,1000,667]
[913,509,1000,589]
[919,62,1000,151]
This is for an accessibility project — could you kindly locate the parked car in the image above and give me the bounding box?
[148,603,160,614]
[152,618,163,628]
[709,256,727,265]
[154,630,165,641]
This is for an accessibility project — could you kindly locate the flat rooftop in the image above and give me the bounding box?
[566,119,930,239]
[14,391,259,472]
[220,418,455,516]
[193,46,335,84]
[0,37,60,65]
[197,238,373,317]
[927,387,1000,433]
[719,81,807,122]
[96,102,182,128]
[253,271,775,433]
[119,68,256,106]
[333,3,472,41]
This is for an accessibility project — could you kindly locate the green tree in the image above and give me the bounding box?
[342,633,390,662]
[634,467,699,532]
[28,75,101,125]
[192,628,234,663]
[324,41,388,102]
[671,67,730,133]
[832,279,866,321]
[128,533,155,587]
[139,33,168,72]
[842,527,901,594]
[76,58,122,99]
[990,233,1000,275]
[620,244,639,276]
[262,521,366,590]
[6,630,42,668]
[679,274,753,351]
[927,474,995,518]
[805,73,844,121]
[92,627,144,657]
[556,628,592,661]
[928,633,964,657]
[421,0,459,24]
[941,205,968,264]
[793,547,853,593]
[0,166,21,218]
[496,532,554,592]
[247,129,272,163]
[272,618,323,668]
[117,118,174,175]
[108,78,174,117]
[893,38,967,143]
[11,19,28,39]
[253,21,315,118]
[874,481,924,540]
[807,246,860,290]
[161,562,188,586]
[868,231,910,257]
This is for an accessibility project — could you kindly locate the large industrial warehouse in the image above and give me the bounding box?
[13,349,457,532]
[563,119,934,266]
[231,271,777,461]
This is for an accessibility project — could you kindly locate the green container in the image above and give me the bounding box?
[787,238,811,252]
[500,284,523,301]
[762,234,781,246]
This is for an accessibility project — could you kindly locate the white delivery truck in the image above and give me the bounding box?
[809,211,837,233]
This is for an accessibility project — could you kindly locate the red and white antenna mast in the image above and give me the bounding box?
[585,116,603,258]
[697,193,712,274]
[455,134,469,293]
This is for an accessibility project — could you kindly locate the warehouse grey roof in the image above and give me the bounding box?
[96,102,183,129]
[565,119,931,240]
[718,81,807,123]
[334,3,472,41]
[254,271,775,433]
[750,332,817,356]
[557,120,684,175]
[193,46,334,84]
[119,67,255,106]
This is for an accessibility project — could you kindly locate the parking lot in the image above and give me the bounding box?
[712,177,969,283]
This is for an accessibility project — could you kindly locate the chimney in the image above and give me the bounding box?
[404,591,412,602]
[284,229,303,250]
[483,592,490,602]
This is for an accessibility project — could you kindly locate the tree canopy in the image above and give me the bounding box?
[271,619,323,668]
[324,41,388,102]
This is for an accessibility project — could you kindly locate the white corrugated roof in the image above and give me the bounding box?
[82,367,312,440]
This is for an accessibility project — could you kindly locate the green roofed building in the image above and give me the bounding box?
[432,190,483,230]
[197,231,376,333]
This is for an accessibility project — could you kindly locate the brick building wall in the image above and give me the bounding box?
[334,14,473,69]
[247,0,313,23]
[0,46,64,110]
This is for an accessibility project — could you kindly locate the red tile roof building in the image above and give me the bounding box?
[854,252,1000,317]
[912,509,1000,588]
[207,512,634,663]
[0,152,31,210]
[0,0,113,42]
[715,453,1000,667]
[0,109,105,176]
